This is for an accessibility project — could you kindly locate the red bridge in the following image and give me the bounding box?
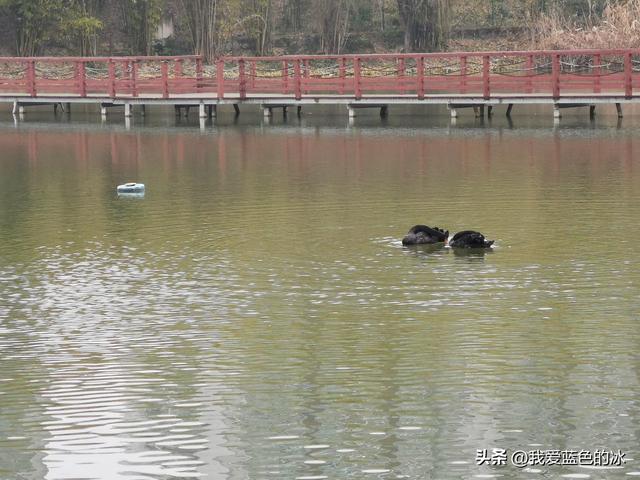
[1,49,638,118]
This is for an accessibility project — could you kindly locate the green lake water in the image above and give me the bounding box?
[0,111,639,479]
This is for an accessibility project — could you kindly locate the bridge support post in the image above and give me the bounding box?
[487,105,493,117]
[449,106,458,118]
[12,101,18,115]
[174,105,192,117]
[208,105,216,118]
[297,105,302,116]
[124,102,132,118]
[263,106,273,117]
[233,104,240,115]
[346,103,388,118]
[101,105,108,116]
[553,104,561,119]
[199,103,207,118]
[589,105,596,118]
[506,104,513,117]
[473,106,484,118]
[616,103,623,118]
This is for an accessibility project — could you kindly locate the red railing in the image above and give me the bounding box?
[0,49,639,100]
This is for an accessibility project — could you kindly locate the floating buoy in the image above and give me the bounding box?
[117,182,145,194]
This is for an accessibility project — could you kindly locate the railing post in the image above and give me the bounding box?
[552,53,560,99]
[239,58,246,100]
[459,55,467,94]
[417,56,425,99]
[78,60,87,97]
[161,61,169,99]
[354,57,361,100]
[131,60,138,97]
[624,52,632,98]
[593,54,601,94]
[108,60,116,97]
[175,59,183,77]
[196,57,203,91]
[282,60,288,94]
[482,55,490,100]
[398,58,405,94]
[27,60,36,97]
[74,61,79,94]
[122,61,129,94]
[303,59,309,94]
[525,54,533,94]
[250,60,256,89]
[339,57,346,95]
[294,59,302,100]
[216,58,225,99]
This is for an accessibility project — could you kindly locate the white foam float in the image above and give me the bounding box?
[117,182,145,195]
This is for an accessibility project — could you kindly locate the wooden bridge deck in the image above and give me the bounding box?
[1,49,639,118]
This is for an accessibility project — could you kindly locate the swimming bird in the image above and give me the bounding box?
[402,225,449,245]
[448,230,494,249]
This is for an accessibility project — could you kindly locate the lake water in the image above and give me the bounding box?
[1,109,639,480]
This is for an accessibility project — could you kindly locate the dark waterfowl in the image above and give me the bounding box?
[402,225,449,246]
[448,230,494,249]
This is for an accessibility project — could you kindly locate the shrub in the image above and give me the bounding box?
[533,0,640,50]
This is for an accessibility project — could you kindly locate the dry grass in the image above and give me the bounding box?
[533,0,640,50]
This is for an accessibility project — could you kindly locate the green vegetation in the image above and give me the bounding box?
[0,0,633,59]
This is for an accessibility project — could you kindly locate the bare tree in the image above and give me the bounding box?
[180,0,218,61]
[243,0,273,55]
[120,0,163,55]
[315,0,352,54]
[397,0,451,52]
[282,0,303,31]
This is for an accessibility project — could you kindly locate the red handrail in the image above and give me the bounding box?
[0,50,637,100]
[0,55,202,62]
[222,48,640,62]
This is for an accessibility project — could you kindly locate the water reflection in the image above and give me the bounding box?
[451,248,493,259]
[402,243,447,256]
[0,117,639,479]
